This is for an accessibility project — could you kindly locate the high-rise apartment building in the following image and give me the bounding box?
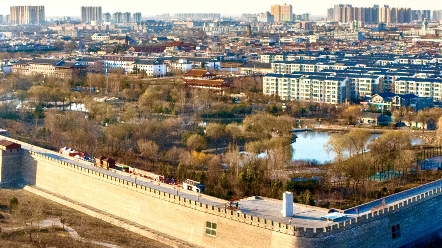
[133,12,142,23]
[294,13,309,21]
[271,5,281,22]
[343,4,354,23]
[411,10,430,21]
[122,12,131,23]
[103,12,111,22]
[378,5,390,23]
[81,6,102,23]
[280,4,293,22]
[422,10,431,21]
[433,10,442,21]
[371,5,380,23]
[113,12,123,23]
[333,4,342,22]
[0,15,3,25]
[10,6,45,25]
[271,4,293,22]
[333,4,353,23]
[396,8,412,23]
[327,8,334,21]
[353,7,362,22]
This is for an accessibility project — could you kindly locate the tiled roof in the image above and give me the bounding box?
[183,69,213,77]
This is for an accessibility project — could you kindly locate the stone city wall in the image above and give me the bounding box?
[15,149,442,247]
[22,151,297,247]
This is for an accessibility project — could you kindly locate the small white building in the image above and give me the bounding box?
[169,59,193,73]
[102,56,136,73]
[133,60,167,77]
[91,33,110,42]
[182,179,205,193]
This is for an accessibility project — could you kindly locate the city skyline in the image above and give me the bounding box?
[0,1,441,17]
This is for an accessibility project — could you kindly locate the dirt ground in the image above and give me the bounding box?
[0,188,169,248]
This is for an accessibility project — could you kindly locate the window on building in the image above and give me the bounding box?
[206,221,217,237]
[391,224,401,239]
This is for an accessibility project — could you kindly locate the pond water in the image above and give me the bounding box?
[291,131,425,164]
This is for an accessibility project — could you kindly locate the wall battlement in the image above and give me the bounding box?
[24,150,442,240]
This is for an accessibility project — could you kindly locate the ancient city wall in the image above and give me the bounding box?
[22,151,297,248]
[17,150,442,247]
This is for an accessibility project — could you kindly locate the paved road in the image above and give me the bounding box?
[1,136,225,207]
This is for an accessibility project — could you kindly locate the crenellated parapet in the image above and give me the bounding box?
[22,150,442,239]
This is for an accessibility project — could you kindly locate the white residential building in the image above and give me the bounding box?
[102,56,136,73]
[394,77,442,102]
[263,73,350,104]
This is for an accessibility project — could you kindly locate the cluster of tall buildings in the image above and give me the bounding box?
[270,4,293,22]
[327,4,438,24]
[294,13,310,21]
[9,6,45,25]
[103,12,142,24]
[81,6,142,24]
[256,4,308,23]
[244,10,309,23]
[81,6,102,23]
[173,13,221,20]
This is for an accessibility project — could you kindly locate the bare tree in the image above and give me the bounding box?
[226,123,242,145]
[205,123,226,153]
[186,134,207,152]
[138,139,159,165]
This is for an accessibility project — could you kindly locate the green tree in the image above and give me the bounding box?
[298,190,315,206]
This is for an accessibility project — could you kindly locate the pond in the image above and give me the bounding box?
[291,131,425,164]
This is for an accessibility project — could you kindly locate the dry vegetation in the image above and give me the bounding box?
[0,189,169,248]
[3,73,442,211]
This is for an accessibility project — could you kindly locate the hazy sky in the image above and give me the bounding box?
[1,1,441,17]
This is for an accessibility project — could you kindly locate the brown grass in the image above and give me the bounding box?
[0,189,169,248]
